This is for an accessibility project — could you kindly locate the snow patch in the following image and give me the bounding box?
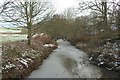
[40,33,44,36]
[18,58,28,67]
[43,44,55,47]
[3,63,16,70]
[32,34,38,38]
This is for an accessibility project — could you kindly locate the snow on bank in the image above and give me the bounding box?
[29,39,101,78]
[43,44,55,48]
[89,38,120,71]
[2,57,33,70]
[2,62,16,70]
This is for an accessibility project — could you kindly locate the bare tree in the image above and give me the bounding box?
[101,0,107,29]
[0,0,11,14]
[115,0,120,29]
[62,7,78,20]
[78,0,113,31]
[118,1,120,35]
[0,0,54,45]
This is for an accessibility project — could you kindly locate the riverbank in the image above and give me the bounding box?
[2,34,57,79]
[69,35,120,78]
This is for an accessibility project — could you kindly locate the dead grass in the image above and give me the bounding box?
[2,34,57,79]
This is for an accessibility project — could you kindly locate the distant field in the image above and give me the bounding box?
[0,27,22,30]
[0,28,22,34]
[0,34,27,43]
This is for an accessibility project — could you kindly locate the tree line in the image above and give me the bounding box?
[0,0,120,45]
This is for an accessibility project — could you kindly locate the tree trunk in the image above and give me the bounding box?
[102,1,108,31]
[27,24,32,45]
[27,28,31,45]
[118,1,120,36]
[104,2,107,29]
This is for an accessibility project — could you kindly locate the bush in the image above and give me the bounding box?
[33,34,52,44]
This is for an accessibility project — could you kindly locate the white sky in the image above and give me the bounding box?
[51,0,79,14]
[0,0,80,27]
[0,0,119,13]
[0,0,79,13]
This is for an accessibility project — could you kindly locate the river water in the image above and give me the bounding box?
[28,39,102,78]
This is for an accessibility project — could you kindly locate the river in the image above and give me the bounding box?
[28,39,102,78]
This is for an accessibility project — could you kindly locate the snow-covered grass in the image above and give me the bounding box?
[0,28,22,33]
[2,33,57,78]
[0,34,27,43]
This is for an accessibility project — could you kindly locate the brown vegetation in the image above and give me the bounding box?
[2,34,57,79]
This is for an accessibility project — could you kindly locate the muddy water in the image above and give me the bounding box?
[28,39,102,78]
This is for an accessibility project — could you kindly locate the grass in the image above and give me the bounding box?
[0,27,22,30]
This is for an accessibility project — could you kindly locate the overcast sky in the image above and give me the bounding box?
[51,0,79,13]
[0,0,119,13]
[0,0,79,14]
[0,0,80,27]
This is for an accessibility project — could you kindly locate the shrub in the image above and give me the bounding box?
[33,34,52,44]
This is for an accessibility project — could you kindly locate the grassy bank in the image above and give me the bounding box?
[68,30,120,77]
[2,34,57,79]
